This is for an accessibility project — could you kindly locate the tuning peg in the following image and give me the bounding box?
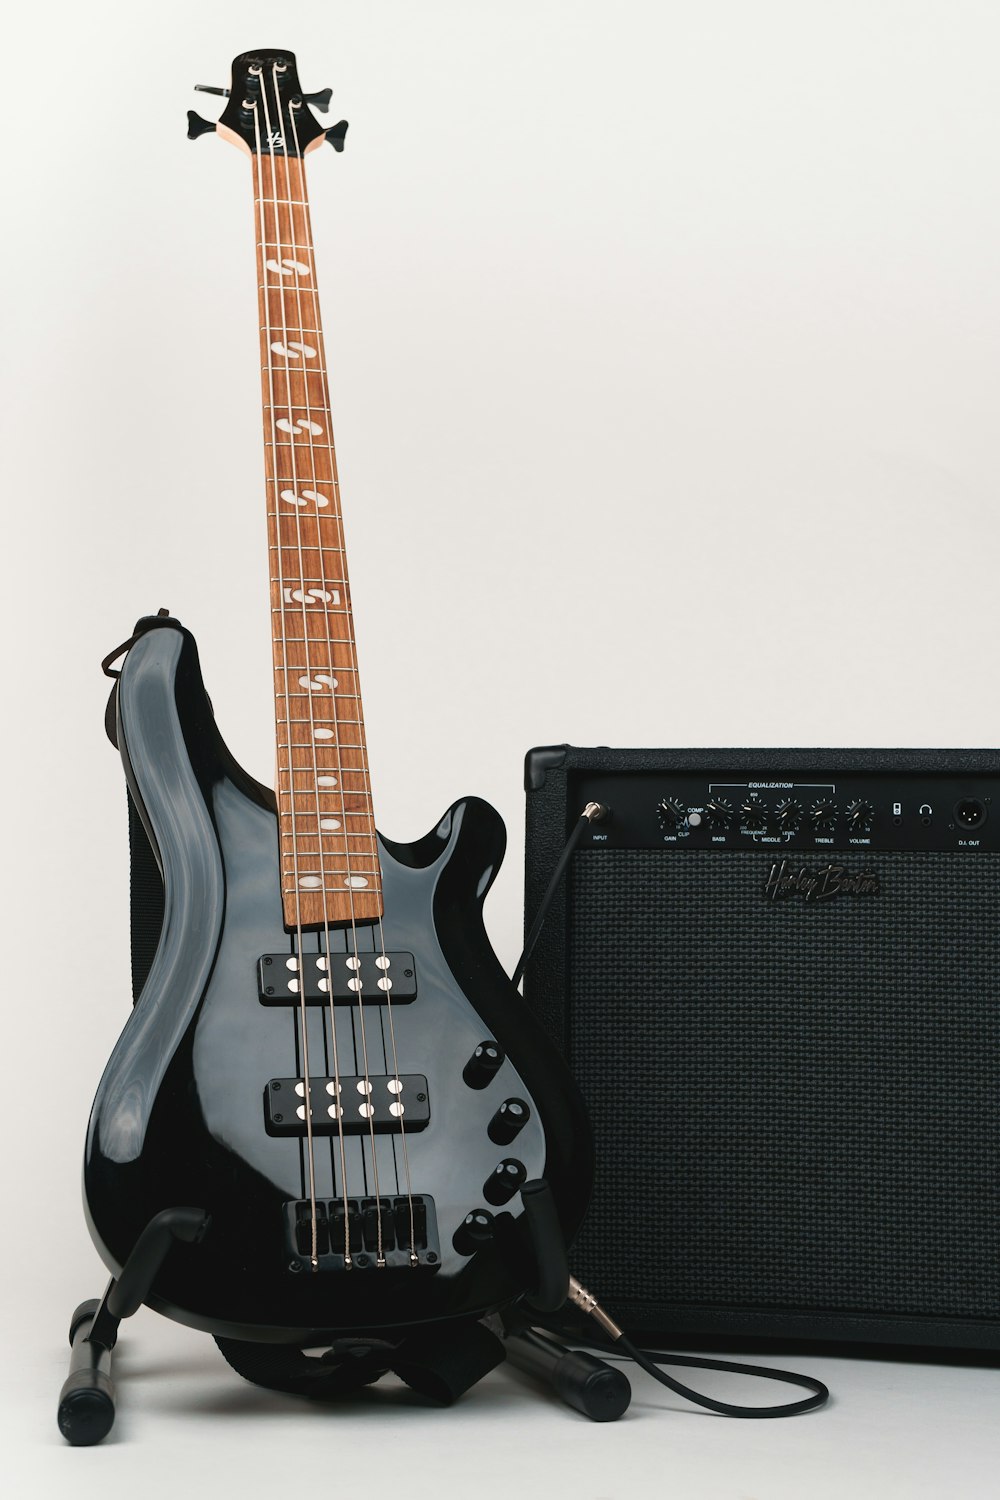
[187,110,217,140]
[302,87,333,112]
[325,119,349,152]
[194,84,230,98]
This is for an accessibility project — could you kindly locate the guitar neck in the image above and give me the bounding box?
[252,150,382,929]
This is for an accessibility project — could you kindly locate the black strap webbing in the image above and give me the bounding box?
[215,1319,505,1405]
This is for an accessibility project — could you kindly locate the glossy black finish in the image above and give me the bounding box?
[217,48,330,157]
[85,623,592,1342]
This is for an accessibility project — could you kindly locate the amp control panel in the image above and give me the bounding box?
[570,770,1000,852]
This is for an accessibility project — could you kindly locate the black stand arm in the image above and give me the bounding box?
[58,1207,210,1446]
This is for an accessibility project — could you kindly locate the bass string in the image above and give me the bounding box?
[266,65,386,1265]
[252,75,320,1268]
[284,107,419,1266]
[274,83,356,1266]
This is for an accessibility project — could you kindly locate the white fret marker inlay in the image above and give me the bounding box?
[320,818,341,831]
[300,674,338,692]
[266,257,311,277]
[280,488,329,508]
[314,727,334,740]
[284,587,339,606]
[345,876,370,889]
[317,775,338,788]
[270,340,317,359]
[276,417,324,436]
[298,875,322,889]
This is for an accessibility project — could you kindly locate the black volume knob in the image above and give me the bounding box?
[483,1158,527,1206]
[847,799,874,833]
[488,1098,530,1145]
[463,1040,505,1089]
[452,1209,495,1257]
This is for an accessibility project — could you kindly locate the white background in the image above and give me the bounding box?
[2,0,999,1492]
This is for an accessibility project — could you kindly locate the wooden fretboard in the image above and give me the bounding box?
[252,149,382,929]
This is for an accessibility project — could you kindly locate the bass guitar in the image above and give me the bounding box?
[84,46,593,1347]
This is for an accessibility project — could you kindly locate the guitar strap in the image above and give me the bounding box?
[214,1320,505,1404]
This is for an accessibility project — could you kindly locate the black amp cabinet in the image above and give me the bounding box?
[524,746,1000,1351]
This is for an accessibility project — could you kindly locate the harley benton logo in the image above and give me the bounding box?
[764,859,880,903]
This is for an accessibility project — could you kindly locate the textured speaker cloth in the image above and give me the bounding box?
[567,849,1000,1321]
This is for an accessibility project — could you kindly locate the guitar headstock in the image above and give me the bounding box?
[187,48,348,156]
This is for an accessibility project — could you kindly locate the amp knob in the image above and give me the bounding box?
[705,797,734,828]
[740,799,767,831]
[847,800,874,834]
[810,799,838,831]
[657,797,687,829]
[775,799,804,832]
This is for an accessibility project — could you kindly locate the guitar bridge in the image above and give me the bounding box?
[285,1195,441,1270]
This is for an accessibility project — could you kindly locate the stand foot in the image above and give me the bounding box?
[58,1207,209,1446]
[58,1302,115,1446]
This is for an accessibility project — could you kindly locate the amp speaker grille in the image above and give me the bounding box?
[567,849,1000,1323]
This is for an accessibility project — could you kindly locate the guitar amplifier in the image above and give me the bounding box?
[524,746,1000,1351]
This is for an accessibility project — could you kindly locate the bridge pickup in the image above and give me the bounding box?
[258,951,416,1005]
[285,1195,440,1271]
[265,1074,430,1135]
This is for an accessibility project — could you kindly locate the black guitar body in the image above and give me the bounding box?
[84,619,593,1343]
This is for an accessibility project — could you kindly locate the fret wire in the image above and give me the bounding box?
[277,785,373,794]
[281,830,377,839]
[283,884,383,891]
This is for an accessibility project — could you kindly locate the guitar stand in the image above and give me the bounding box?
[58,1181,620,1444]
[58,1207,210,1446]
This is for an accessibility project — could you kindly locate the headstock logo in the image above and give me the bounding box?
[764,858,880,903]
[267,130,285,149]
